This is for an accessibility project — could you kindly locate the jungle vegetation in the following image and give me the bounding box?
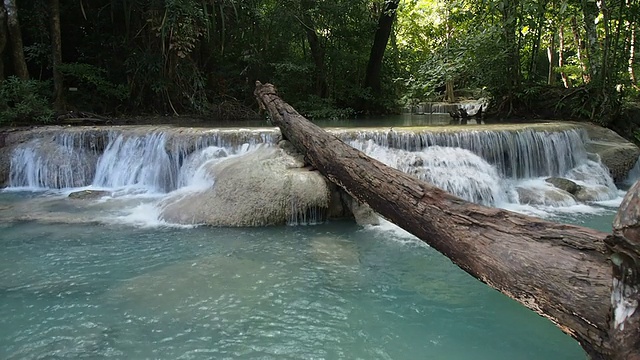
[0,0,638,128]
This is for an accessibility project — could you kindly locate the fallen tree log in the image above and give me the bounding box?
[255,81,639,359]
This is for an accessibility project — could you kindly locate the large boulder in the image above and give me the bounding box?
[583,123,640,183]
[592,145,640,183]
[574,185,615,202]
[160,142,333,226]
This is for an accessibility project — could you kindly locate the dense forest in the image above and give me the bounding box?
[0,0,639,129]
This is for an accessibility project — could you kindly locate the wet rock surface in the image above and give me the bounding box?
[545,177,579,194]
[160,143,333,226]
[68,190,112,200]
[582,123,640,183]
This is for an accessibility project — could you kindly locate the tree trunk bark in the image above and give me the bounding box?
[300,0,328,98]
[50,0,65,111]
[607,181,640,359]
[0,4,7,82]
[631,26,638,88]
[445,79,455,103]
[3,0,28,80]
[571,15,590,83]
[528,0,548,81]
[255,81,640,359]
[501,0,520,96]
[559,24,571,88]
[548,31,557,85]
[582,0,600,82]
[363,0,400,95]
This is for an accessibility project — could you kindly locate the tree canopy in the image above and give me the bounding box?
[0,0,638,126]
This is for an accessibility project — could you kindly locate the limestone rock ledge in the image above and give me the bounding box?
[582,123,640,184]
[159,142,336,226]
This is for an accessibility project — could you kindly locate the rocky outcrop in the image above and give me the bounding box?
[545,177,579,194]
[574,185,614,202]
[160,142,335,226]
[543,176,616,202]
[515,186,577,206]
[582,123,640,183]
[0,147,10,188]
[592,145,640,183]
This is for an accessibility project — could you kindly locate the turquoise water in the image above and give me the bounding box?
[0,192,615,359]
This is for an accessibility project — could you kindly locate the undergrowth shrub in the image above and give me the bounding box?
[0,76,53,124]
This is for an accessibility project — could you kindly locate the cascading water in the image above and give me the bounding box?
[340,128,588,179]
[93,132,174,192]
[5,125,622,224]
[10,135,98,189]
[2,124,626,360]
[354,140,507,206]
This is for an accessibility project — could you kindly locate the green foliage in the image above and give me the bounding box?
[58,63,128,100]
[56,63,128,114]
[10,0,639,121]
[295,95,355,120]
[0,77,54,124]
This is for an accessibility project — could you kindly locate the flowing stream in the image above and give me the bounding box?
[0,124,630,359]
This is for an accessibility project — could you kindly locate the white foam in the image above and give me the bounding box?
[595,195,625,208]
[108,202,199,229]
[363,218,428,248]
[500,202,611,218]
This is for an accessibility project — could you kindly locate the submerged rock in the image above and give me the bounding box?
[68,190,111,200]
[516,186,576,206]
[574,185,614,202]
[545,177,579,194]
[343,196,380,226]
[160,143,332,226]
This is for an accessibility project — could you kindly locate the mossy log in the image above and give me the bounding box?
[255,81,640,359]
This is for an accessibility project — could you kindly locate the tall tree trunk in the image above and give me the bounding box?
[501,0,521,100]
[571,16,590,83]
[445,80,455,103]
[607,0,626,87]
[2,0,28,80]
[363,0,400,95]
[529,0,548,81]
[300,0,328,98]
[598,0,611,86]
[0,4,6,82]
[50,0,65,111]
[559,24,571,87]
[548,31,557,85]
[255,81,640,359]
[582,0,600,82]
[630,26,638,88]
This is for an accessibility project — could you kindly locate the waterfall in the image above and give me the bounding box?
[5,125,619,211]
[8,127,278,192]
[93,132,173,192]
[355,141,506,205]
[340,128,588,179]
[9,133,99,189]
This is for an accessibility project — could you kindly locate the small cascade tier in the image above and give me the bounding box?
[1,123,634,225]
